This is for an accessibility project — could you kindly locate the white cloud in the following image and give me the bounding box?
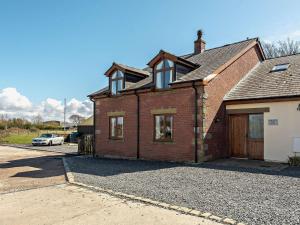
[67,98,93,117]
[0,88,32,111]
[0,88,93,122]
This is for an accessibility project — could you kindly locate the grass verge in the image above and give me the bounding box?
[0,132,38,144]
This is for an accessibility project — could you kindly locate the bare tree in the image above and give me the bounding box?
[262,38,300,59]
[69,114,84,126]
[32,115,43,125]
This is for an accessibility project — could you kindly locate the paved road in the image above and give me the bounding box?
[0,146,66,193]
[2,143,78,155]
[0,146,219,225]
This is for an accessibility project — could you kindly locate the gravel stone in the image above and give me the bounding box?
[66,157,300,225]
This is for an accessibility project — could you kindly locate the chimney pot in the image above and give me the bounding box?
[194,29,206,54]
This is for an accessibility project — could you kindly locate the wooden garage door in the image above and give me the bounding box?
[247,114,264,160]
[229,115,248,158]
[229,114,264,160]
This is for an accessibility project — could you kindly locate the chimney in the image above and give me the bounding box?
[194,30,206,54]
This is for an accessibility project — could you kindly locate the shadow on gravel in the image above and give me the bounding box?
[0,155,66,179]
[69,157,181,177]
[69,157,300,178]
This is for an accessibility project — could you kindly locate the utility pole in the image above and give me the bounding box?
[64,98,66,131]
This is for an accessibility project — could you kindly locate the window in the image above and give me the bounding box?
[249,114,264,139]
[111,70,124,95]
[109,116,124,139]
[155,59,174,89]
[154,115,173,141]
[271,63,290,72]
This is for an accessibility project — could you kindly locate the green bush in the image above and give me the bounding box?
[288,156,300,166]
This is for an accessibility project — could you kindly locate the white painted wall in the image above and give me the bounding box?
[226,100,300,162]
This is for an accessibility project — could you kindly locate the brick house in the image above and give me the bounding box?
[89,30,300,163]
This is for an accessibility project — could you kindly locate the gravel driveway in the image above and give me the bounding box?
[66,157,300,225]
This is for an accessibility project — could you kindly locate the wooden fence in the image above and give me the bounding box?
[78,134,94,155]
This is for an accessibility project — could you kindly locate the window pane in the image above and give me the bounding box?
[165,60,174,68]
[249,114,264,139]
[271,63,289,72]
[155,115,164,140]
[156,60,163,70]
[112,71,117,79]
[117,79,123,92]
[155,115,173,141]
[164,70,172,88]
[156,72,163,89]
[165,116,173,140]
[117,117,124,138]
[110,117,116,137]
[117,70,124,78]
[111,81,117,95]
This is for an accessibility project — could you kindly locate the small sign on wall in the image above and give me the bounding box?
[293,137,300,153]
[268,119,278,126]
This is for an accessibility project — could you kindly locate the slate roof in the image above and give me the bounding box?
[90,38,260,96]
[88,86,109,98]
[177,38,257,82]
[109,63,150,77]
[123,74,154,91]
[122,38,258,90]
[224,53,300,101]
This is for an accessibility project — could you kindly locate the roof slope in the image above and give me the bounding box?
[177,38,257,82]
[225,54,300,101]
[123,38,258,90]
[114,63,150,77]
[90,38,260,96]
[88,86,109,97]
[123,74,154,91]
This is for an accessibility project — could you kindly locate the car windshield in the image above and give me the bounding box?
[39,134,52,138]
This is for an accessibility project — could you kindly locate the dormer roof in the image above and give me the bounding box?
[104,62,150,78]
[147,50,199,69]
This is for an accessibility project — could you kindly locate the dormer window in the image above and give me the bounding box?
[155,59,174,89]
[111,70,124,95]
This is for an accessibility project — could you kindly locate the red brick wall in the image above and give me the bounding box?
[203,45,263,160]
[139,88,196,162]
[94,95,138,158]
[94,87,197,162]
[93,45,263,162]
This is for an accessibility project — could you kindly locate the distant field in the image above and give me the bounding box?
[0,129,75,144]
[1,132,39,144]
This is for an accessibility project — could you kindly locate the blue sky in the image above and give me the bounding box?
[0,0,300,107]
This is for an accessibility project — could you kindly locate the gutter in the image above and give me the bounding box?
[91,98,96,157]
[134,90,140,159]
[192,81,198,163]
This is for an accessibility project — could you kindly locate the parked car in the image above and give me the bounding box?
[65,132,80,143]
[32,133,64,146]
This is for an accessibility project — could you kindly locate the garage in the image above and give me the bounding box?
[224,54,300,162]
[228,111,264,160]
